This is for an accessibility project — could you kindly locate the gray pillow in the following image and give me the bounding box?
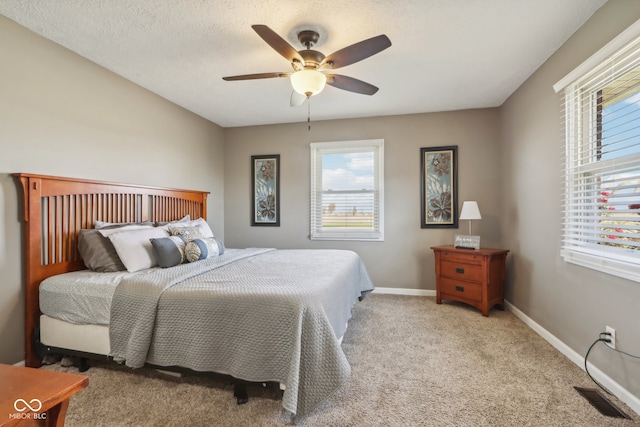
[150,236,186,268]
[78,229,126,272]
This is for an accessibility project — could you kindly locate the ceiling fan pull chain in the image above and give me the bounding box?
[307,96,312,131]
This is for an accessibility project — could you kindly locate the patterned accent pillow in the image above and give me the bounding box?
[150,236,187,268]
[164,218,214,238]
[168,225,205,242]
[184,237,225,263]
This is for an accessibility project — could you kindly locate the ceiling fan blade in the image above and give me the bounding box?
[252,24,304,65]
[321,35,391,70]
[325,74,379,95]
[290,91,307,107]
[222,72,290,81]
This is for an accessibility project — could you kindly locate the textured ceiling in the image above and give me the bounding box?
[0,0,607,128]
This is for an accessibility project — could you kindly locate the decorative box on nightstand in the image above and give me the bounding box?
[431,245,509,317]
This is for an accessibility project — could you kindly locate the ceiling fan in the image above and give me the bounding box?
[223,25,392,106]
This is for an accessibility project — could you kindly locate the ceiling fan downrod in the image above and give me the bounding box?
[297,30,325,71]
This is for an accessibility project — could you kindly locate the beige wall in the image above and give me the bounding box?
[223,110,501,290]
[500,1,640,399]
[0,16,225,364]
[3,0,640,408]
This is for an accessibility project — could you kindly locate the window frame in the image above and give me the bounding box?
[309,139,384,241]
[555,19,640,283]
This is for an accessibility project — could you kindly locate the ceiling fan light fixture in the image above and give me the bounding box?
[291,69,326,97]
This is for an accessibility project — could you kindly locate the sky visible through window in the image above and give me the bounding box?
[321,151,374,214]
[600,90,640,207]
[601,91,640,161]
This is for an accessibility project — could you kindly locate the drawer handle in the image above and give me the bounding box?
[455,267,465,274]
[455,285,464,292]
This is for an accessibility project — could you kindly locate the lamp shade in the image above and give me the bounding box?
[459,201,482,220]
[291,70,326,97]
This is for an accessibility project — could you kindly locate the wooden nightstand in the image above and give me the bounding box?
[431,245,509,317]
[0,364,88,426]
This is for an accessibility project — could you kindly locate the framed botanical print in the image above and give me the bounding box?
[251,154,280,226]
[420,146,458,228]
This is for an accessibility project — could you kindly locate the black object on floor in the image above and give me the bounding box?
[574,387,631,419]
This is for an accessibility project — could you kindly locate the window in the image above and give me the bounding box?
[555,24,640,282]
[310,139,384,241]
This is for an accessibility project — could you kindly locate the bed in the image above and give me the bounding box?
[13,173,374,422]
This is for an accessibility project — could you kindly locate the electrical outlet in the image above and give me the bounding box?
[605,326,616,349]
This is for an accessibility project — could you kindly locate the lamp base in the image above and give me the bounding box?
[454,235,480,250]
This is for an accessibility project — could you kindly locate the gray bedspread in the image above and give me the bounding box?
[109,248,374,420]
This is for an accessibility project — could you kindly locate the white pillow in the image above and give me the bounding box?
[152,215,191,227]
[98,224,153,236]
[94,221,152,230]
[103,227,169,272]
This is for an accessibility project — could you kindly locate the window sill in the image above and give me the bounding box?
[561,249,640,283]
[310,232,384,242]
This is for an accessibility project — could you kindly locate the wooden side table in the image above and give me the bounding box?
[431,245,509,316]
[0,364,88,427]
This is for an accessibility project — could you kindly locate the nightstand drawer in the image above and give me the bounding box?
[440,260,483,282]
[439,277,482,302]
[439,250,483,265]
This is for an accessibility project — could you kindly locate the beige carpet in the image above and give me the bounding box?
[44,294,639,426]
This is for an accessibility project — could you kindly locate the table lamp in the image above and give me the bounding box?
[455,201,482,249]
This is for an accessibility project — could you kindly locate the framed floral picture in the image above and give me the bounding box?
[420,146,458,228]
[251,154,280,226]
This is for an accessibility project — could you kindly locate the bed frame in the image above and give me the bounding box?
[13,173,209,368]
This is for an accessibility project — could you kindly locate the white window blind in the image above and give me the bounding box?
[310,139,384,241]
[556,24,640,282]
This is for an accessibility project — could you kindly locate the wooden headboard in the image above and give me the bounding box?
[13,173,209,367]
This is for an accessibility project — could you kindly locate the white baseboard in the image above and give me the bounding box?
[13,360,25,367]
[373,287,435,297]
[505,301,640,416]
